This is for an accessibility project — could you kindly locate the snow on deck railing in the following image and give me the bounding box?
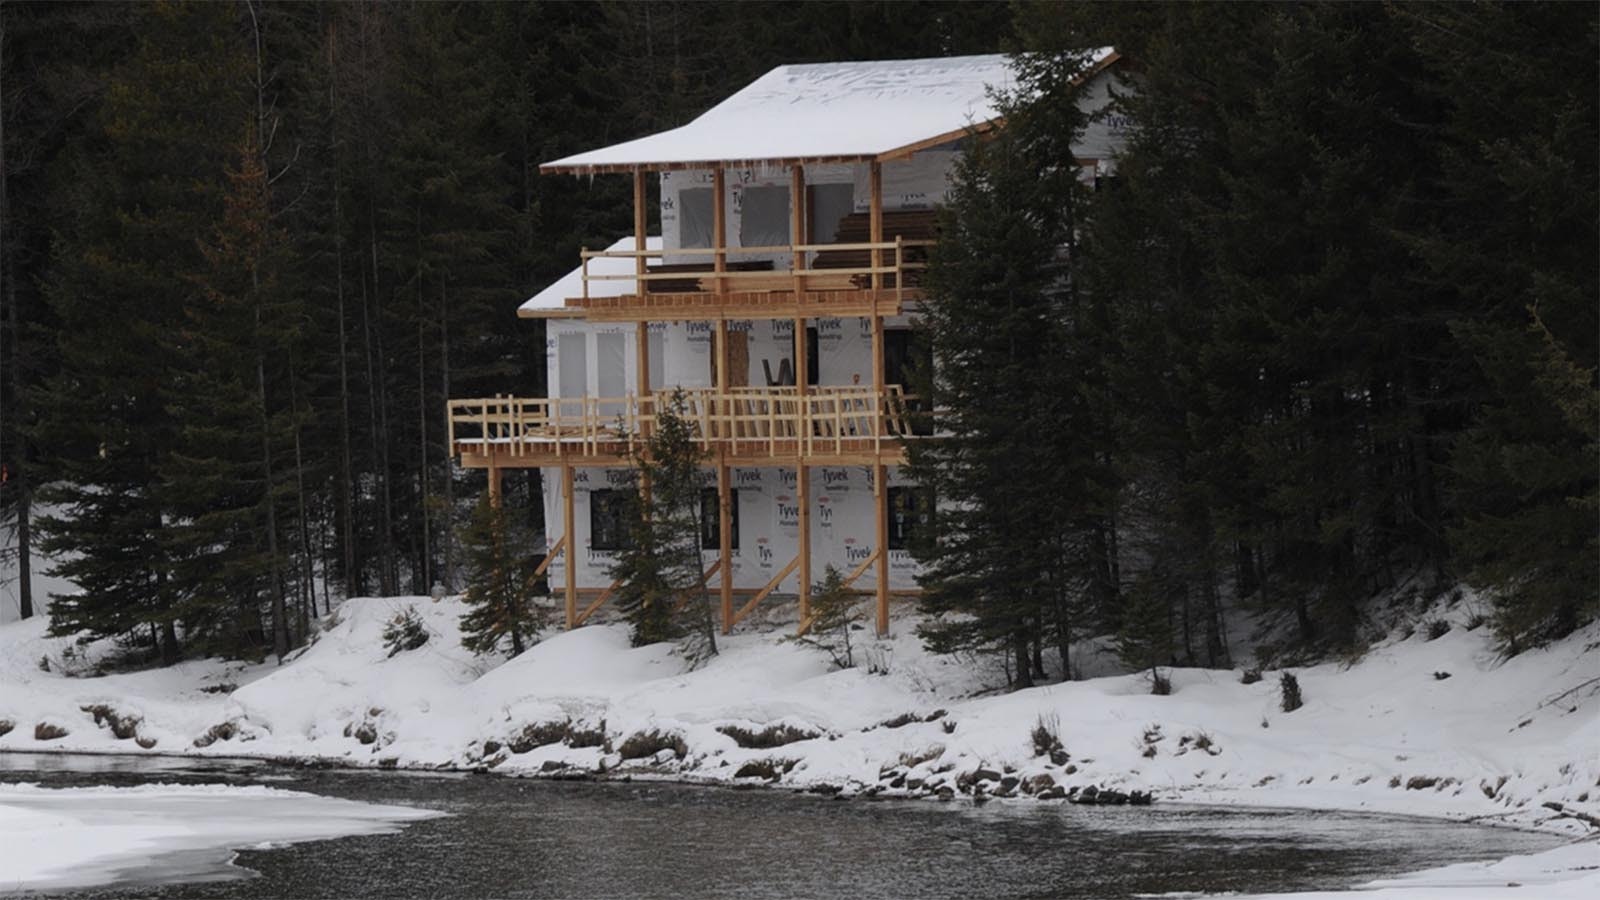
[447,386,921,460]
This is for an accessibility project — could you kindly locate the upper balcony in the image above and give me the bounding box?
[449,386,921,469]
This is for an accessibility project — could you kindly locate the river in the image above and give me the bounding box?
[0,753,1561,898]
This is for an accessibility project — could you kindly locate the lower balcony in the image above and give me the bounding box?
[448,386,921,468]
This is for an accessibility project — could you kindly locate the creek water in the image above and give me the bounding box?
[0,753,1560,898]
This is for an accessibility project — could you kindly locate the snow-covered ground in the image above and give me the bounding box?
[1,592,1596,896]
[0,781,439,891]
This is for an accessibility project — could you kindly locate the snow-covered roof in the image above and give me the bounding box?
[518,236,660,318]
[542,50,1117,174]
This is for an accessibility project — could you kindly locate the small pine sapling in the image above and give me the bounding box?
[787,565,862,669]
[457,495,546,658]
[1279,672,1304,712]
[382,606,429,657]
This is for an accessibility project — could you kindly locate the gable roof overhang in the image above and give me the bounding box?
[541,50,1118,176]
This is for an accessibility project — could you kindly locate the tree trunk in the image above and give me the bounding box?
[439,280,453,589]
[1011,627,1033,689]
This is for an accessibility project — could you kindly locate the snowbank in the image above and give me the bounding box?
[0,781,440,891]
[2,595,1596,876]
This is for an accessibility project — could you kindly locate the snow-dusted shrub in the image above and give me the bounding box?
[716,723,819,749]
[34,722,68,741]
[617,729,686,761]
[1240,668,1263,685]
[1030,712,1064,758]
[81,704,142,740]
[193,720,239,748]
[382,607,429,657]
[0,719,13,738]
[1150,668,1172,695]
[1424,619,1451,641]
[1280,672,1304,712]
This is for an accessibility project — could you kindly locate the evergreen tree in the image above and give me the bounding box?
[33,2,246,659]
[457,495,544,657]
[609,390,717,662]
[788,565,862,670]
[910,56,1105,688]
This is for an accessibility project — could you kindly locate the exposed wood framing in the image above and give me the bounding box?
[729,554,799,628]
[869,161,883,291]
[562,463,577,629]
[874,463,890,636]
[718,460,733,633]
[487,463,502,508]
[712,167,726,295]
[672,559,723,613]
[574,577,621,627]
[796,462,810,625]
[532,535,566,579]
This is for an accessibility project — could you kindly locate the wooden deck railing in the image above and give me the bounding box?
[448,386,920,460]
[577,237,934,302]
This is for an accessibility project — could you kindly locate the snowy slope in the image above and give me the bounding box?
[1,594,1595,841]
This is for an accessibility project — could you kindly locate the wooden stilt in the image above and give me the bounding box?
[796,462,811,627]
[487,463,503,508]
[874,463,889,636]
[562,463,577,630]
[712,168,726,296]
[869,161,883,291]
[718,459,733,634]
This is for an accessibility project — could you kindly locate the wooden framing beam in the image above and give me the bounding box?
[874,464,890,636]
[532,535,566,579]
[712,167,726,295]
[718,460,734,633]
[487,463,503,508]
[562,463,577,629]
[672,558,723,613]
[574,577,621,627]
[839,546,879,587]
[796,462,810,625]
[869,161,883,291]
[730,554,800,628]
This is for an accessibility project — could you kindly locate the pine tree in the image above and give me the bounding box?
[788,565,862,670]
[33,2,246,660]
[609,389,717,661]
[909,57,1105,688]
[457,495,544,657]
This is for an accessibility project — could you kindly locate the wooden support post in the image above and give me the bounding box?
[718,459,733,634]
[487,463,503,508]
[869,160,883,291]
[790,164,805,291]
[712,167,726,295]
[797,463,811,626]
[874,463,889,636]
[637,321,651,440]
[562,463,577,630]
[632,169,648,283]
[871,306,884,439]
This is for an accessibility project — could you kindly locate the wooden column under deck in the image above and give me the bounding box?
[869,161,890,634]
[718,459,733,633]
[487,463,503,508]
[562,463,577,630]
[874,463,889,636]
[633,170,652,438]
[796,462,810,625]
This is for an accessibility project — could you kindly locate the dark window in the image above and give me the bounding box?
[700,487,739,551]
[887,486,933,551]
[807,183,855,244]
[680,188,714,249]
[590,489,633,552]
[740,186,790,247]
